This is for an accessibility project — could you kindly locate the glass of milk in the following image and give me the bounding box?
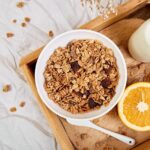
[128,19,150,62]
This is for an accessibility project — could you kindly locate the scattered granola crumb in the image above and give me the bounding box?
[10,107,17,112]
[16,1,25,8]
[80,133,88,140]
[48,30,54,37]
[19,101,26,107]
[21,22,27,27]
[12,19,17,23]
[24,17,30,22]
[6,32,14,38]
[2,84,11,92]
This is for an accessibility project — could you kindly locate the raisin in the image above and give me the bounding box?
[75,91,83,97]
[101,78,111,88]
[69,101,76,105]
[104,67,112,74]
[109,88,115,96]
[70,61,80,72]
[84,90,90,97]
[105,60,111,65]
[88,98,99,108]
[92,71,96,74]
[51,61,54,65]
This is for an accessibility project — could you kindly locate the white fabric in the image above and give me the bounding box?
[0,0,125,150]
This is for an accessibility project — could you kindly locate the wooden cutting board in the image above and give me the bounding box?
[60,18,150,150]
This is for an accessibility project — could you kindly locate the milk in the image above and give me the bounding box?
[128,19,150,62]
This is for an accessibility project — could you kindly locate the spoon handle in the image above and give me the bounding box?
[87,121,135,145]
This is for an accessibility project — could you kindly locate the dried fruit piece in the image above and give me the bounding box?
[109,88,115,97]
[6,32,14,38]
[104,67,112,74]
[101,78,111,88]
[69,100,76,105]
[70,61,80,72]
[84,90,90,97]
[10,107,17,112]
[88,98,99,108]
[2,84,11,92]
[74,91,83,97]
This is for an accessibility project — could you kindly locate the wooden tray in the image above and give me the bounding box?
[19,0,150,150]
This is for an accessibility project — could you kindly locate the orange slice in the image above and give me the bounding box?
[118,82,150,131]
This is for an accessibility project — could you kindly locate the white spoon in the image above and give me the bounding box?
[67,118,135,145]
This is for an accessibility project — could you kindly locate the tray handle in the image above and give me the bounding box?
[80,0,148,31]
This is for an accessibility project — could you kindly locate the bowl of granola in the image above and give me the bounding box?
[35,29,127,120]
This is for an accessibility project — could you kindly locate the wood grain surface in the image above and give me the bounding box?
[131,140,150,150]
[61,19,150,150]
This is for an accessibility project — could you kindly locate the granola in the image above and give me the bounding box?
[44,39,119,113]
[21,22,27,27]
[19,101,26,107]
[2,84,11,92]
[6,32,14,38]
[9,107,17,112]
[48,30,54,37]
[24,17,30,23]
[16,2,25,8]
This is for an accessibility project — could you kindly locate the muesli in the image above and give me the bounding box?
[44,39,119,113]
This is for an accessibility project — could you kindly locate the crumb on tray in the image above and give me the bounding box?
[2,84,11,92]
[6,32,14,38]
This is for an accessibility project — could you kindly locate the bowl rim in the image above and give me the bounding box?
[35,29,127,120]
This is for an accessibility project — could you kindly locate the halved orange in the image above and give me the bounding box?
[118,82,150,131]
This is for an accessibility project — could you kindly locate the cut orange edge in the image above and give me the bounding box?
[118,82,150,131]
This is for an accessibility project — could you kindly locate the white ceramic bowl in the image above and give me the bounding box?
[35,29,127,120]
